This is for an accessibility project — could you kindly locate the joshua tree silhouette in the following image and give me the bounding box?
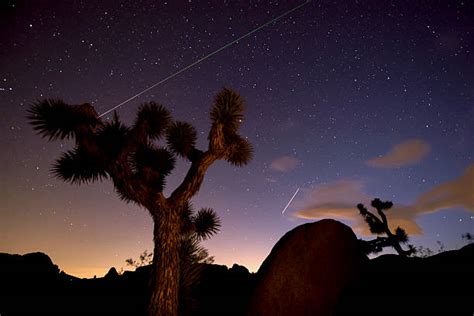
[28,88,252,316]
[357,198,415,256]
[462,232,473,243]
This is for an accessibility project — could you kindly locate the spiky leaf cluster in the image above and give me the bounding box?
[96,116,129,160]
[52,148,108,184]
[179,233,214,313]
[28,99,98,140]
[193,208,221,240]
[210,88,245,133]
[166,121,197,158]
[225,135,253,166]
[180,203,221,240]
[135,102,171,139]
[132,144,175,189]
[395,227,408,243]
[115,187,135,204]
[371,198,393,211]
[207,89,253,166]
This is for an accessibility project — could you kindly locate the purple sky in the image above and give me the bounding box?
[1,0,473,277]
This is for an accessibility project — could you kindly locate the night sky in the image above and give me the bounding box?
[1,0,473,278]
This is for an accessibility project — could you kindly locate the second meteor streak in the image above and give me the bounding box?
[282,187,300,214]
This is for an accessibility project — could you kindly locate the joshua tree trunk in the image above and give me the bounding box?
[148,208,181,316]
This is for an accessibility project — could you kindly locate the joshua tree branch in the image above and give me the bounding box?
[208,124,226,154]
[376,208,389,227]
[170,122,245,204]
[169,151,219,204]
[364,210,383,227]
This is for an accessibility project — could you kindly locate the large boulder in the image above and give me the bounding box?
[248,219,364,316]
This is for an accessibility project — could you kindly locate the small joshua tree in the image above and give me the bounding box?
[357,198,415,256]
[462,233,473,244]
[28,88,252,316]
[126,250,154,269]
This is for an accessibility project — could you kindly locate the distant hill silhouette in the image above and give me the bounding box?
[1,222,473,315]
[335,243,474,315]
[0,252,254,315]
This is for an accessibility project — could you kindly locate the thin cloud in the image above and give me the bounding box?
[293,164,474,236]
[367,139,431,168]
[296,202,360,221]
[270,155,299,172]
[304,180,366,204]
[413,164,474,214]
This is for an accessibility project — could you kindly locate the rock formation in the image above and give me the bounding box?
[248,219,364,316]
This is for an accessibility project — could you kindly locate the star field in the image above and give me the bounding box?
[1,0,473,277]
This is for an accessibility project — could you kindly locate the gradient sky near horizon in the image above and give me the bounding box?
[1,0,473,278]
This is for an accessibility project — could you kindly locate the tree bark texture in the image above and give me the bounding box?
[148,208,181,316]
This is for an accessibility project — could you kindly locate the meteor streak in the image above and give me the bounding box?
[99,0,311,118]
[281,187,300,214]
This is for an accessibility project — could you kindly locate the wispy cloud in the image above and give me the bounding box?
[294,164,474,236]
[270,155,299,172]
[367,139,431,168]
[413,164,474,214]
